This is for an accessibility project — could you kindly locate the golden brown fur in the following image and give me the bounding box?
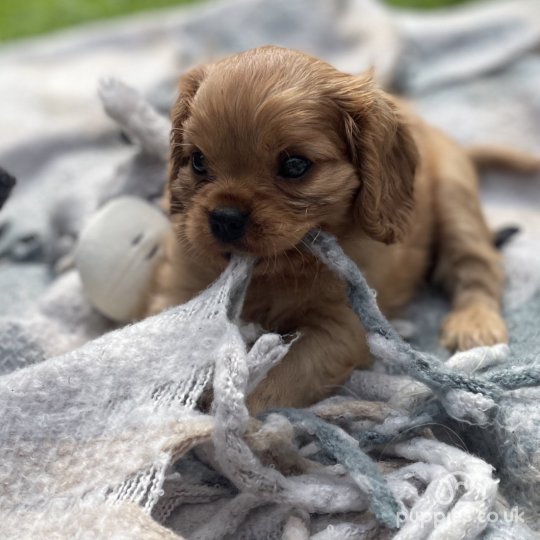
[145,46,515,413]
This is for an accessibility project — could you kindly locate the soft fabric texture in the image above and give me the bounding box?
[3,230,540,539]
[1,0,540,538]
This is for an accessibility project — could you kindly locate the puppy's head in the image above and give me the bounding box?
[168,46,417,269]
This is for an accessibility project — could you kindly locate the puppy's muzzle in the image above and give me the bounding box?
[209,207,249,243]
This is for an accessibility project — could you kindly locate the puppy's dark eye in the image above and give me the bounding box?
[192,151,207,175]
[278,156,312,180]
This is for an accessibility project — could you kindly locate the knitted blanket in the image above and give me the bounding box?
[2,0,540,538]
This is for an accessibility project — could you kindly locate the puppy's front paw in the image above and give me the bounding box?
[440,304,508,351]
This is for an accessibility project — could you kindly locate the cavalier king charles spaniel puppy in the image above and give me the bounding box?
[144,46,509,413]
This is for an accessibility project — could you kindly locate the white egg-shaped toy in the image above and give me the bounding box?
[75,197,171,322]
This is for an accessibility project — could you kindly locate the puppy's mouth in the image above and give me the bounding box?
[216,242,286,261]
[220,249,262,268]
[221,251,264,269]
[212,228,314,261]
[218,241,313,268]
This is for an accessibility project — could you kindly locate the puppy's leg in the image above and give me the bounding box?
[433,138,507,351]
[246,306,369,414]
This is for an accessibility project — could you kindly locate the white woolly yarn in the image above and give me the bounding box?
[447,344,510,373]
[441,389,497,426]
[363,333,509,425]
[389,438,499,540]
[211,338,373,516]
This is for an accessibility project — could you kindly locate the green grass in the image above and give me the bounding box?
[0,0,473,43]
[0,0,201,42]
[387,0,471,8]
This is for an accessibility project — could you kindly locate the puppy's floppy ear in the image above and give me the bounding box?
[169,65,207,184]
[336,73,418,244]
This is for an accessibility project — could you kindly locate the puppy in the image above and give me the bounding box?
[145,46,508,413]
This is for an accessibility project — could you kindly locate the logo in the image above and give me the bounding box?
[395,471,525,528]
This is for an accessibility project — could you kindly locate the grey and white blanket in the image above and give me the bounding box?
[1,0,540,538]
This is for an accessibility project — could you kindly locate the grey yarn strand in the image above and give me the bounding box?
[305,230,540,399]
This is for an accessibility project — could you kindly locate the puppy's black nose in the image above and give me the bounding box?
[209,207,248,243]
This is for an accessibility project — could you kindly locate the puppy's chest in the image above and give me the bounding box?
[241,270,347,332]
